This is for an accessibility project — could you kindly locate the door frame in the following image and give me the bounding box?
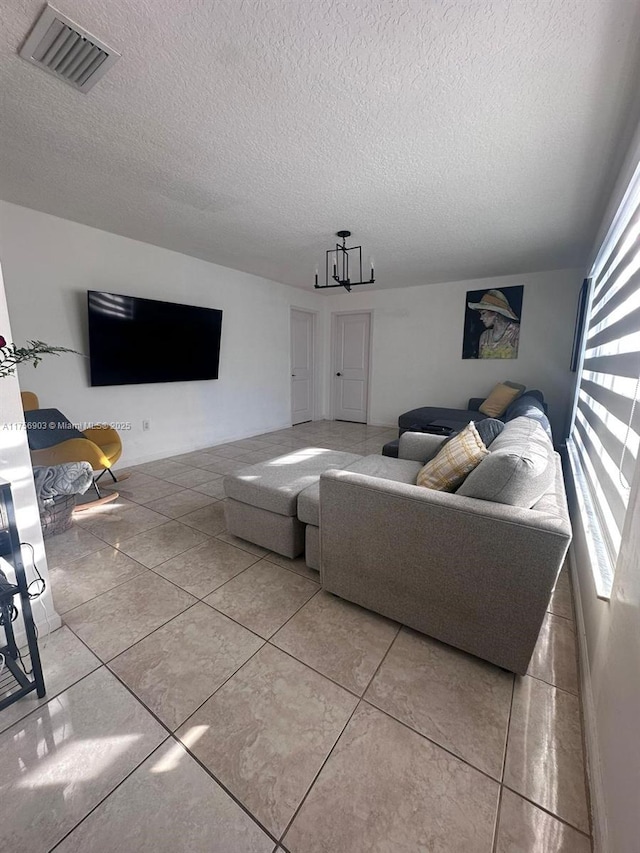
[330,309,373,423]
[290,307,318,425]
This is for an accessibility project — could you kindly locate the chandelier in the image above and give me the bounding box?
[314,231,375,292]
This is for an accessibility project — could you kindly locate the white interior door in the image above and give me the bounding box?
[291,309,314,425]
[333,312,371,423]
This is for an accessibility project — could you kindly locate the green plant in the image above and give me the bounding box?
[0,334,79,379]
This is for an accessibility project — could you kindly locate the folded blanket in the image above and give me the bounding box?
[33,462,94,509]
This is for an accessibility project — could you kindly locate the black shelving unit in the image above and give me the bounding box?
[0,477,46,711]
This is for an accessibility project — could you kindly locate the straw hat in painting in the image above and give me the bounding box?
[467,289,519,321]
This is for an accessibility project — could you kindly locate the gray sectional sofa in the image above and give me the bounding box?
[224,394,572,673]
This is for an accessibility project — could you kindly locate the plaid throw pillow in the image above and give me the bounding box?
[416,421,489,491]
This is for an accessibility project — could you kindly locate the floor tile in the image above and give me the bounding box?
[271,591,399,695]
[217,531,270,556]
[495,789,591,853]
[104,472,184,504]
[227,438,275,452]
[73,497,167,546]
[179,502,227,535]
[155,535,260,596]
[284,701,498,853]
[207,443,251,458]
[133,459,199,480]
[110,603,263,730]
[258,430,296,442]
[192,478,226,498]
[235,449,284,464]
[200,456,247,475]
[144,489,216,519]
[265,552,320,581]
[49,546,147,613]
[548,566,574,621]
[116,520,209,568]
[176,644,357,837]
[64,573,196,661]
[44,525,105,569]
[527,612,579,694]
[205,561,319,638]
[258,434,302,446]
[55,739,275,853]
[152,537,260,597]
[0,667,165,853]
[365,628,513,778]
[504,676,589,832]
[158,466,219,488]
[0,626,100,734]
[170,450,219,467]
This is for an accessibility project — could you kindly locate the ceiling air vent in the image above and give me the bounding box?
[19,4,121,93]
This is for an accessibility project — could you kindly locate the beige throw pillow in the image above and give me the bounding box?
[416,422,489,492]
[479,382,524,417]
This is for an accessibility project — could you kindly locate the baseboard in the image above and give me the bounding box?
[12,602,62,649]
[568,544,609,852]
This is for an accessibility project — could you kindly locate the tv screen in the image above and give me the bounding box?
[88,291,223,386]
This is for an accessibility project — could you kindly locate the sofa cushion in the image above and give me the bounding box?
[479,383,523,417]
[416,422,489,492]
[224,448,362,516]
[457,416,555,507]
[504,393,552,440]
[298,455,422,526]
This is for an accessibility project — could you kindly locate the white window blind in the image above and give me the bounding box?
[569,164,640,594]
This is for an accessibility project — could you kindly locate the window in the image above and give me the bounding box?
[568,161,640,597]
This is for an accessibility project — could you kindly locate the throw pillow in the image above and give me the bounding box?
[25,408,85,450]
[479,383,524,418]
[474,417,505,447]
[416,422,489,492]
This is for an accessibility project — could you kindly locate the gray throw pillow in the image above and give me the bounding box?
[25,408,85,450]
[457,416,555,507]
[474,418,505,448]
[440,418,504,452]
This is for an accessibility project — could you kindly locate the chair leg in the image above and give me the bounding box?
[95,468,118,484]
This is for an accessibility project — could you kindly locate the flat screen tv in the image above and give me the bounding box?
[88,290,223,386]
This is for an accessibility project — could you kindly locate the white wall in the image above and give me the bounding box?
[0,260,61,643]
[323,269,584,441]
[0,201,323,466]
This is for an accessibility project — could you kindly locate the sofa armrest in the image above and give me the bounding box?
[398,432,447,463]
[467,397,485,411]
[319,469,571,673]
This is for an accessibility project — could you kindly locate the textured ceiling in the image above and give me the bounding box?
[1,0,640,290]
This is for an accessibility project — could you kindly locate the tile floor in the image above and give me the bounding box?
[1,420,591,852]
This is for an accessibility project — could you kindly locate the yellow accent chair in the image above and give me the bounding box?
[21,392,123,483]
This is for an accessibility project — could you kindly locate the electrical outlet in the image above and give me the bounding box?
[142,420,150,431]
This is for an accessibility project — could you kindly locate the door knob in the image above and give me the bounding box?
[336,372,342,376]
[291,374,295,377]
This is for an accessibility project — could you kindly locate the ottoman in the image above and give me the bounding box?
[223,448,362,558]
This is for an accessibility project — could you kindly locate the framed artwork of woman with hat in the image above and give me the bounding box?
[462,285,523,359]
